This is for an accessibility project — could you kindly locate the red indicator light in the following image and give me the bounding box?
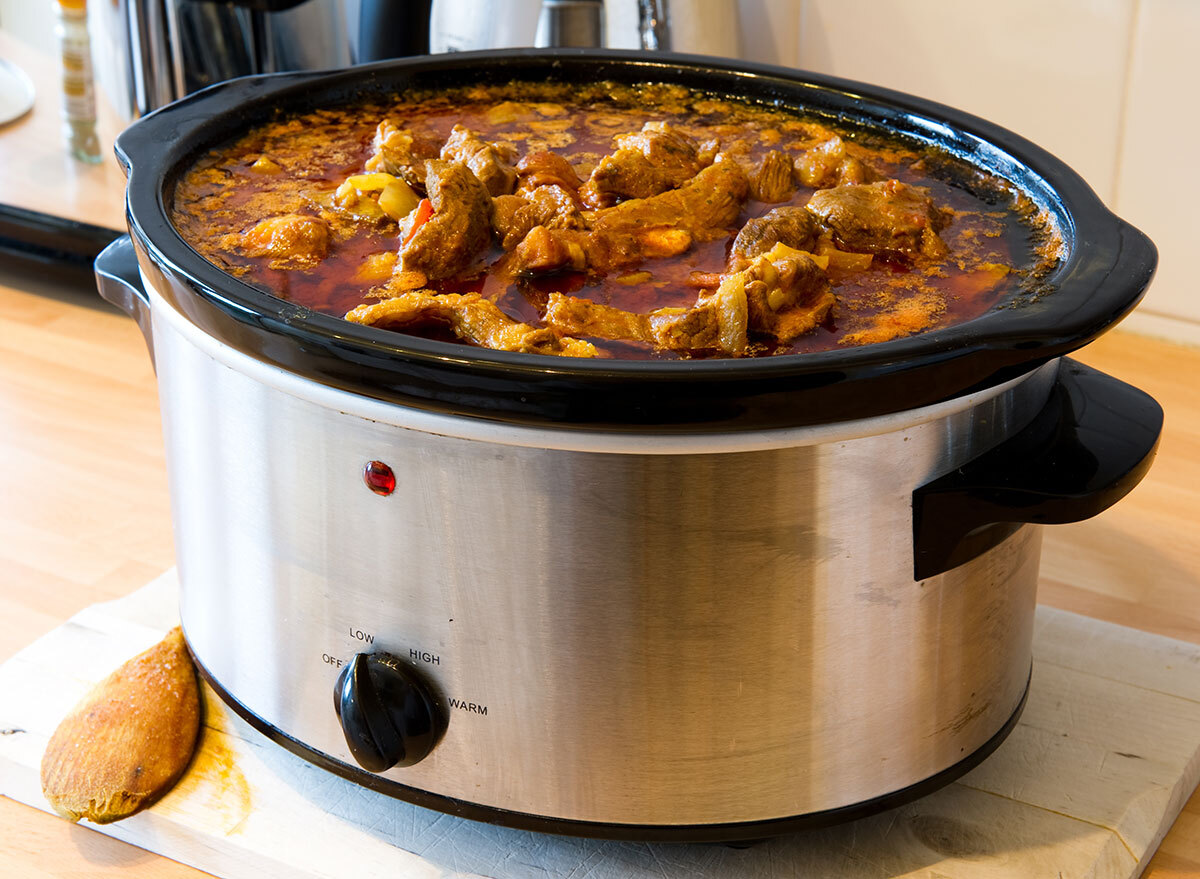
[363,461,396,496]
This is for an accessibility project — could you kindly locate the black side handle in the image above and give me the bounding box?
[912,359,1162,580]
[95,235,155,365]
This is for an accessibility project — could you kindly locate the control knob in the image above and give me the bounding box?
[334,652,442,772]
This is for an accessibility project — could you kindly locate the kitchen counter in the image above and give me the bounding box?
[0,31,126,230]
[2,29,1199,879]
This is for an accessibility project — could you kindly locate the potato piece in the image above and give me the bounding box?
[343,172,397,192]
[762,241,830,271]
[708,271,749,354]
[378,179,420,221]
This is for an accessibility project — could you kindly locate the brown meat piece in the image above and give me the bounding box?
[587,159,749,269]
[347,290,598,357]
[516,151,582,197]
[806,180,949,258]
[541,244,828,356]
[240,213,328,266]
[544,293,651,342]
[615,122,703,185]
[591,159,748,236]
[492,185,583,250]
[514,160,745,274]
[492,195,531,250]
[729,206,821,267]
[365,120,438,190]
[581,150,667,208]
[543,293,725,355]
[794,136,877,189]
[518,225,691,276]
[750,150,795,203]
[580,121,702,208]
[647,307,722,352]
[400,160,493,279]
[508,159,747,276]
[513,225,590,274]
[528,185,583,226]
[736,244,835,343]
[440,124,518,197]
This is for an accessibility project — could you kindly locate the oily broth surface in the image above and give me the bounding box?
[171,81,1049,360]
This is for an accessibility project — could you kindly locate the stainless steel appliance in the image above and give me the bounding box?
[108,0,732,120]
[95,50,1161,840]
[110,0,433,119]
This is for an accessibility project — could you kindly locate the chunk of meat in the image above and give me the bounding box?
[492,185,583,250]
[516,151,582,197]
[364,120,438,191]
[581,150,668,208]
[492,195,531,250]
[440,125,518,196]
[513,225,590,274]
[615,122,703,185]
[346,290,597,357]
[400,160,493,279]
[542,293,725,355]
[806,180,949,258]
[646,307,722,352]
[512,160,745,275]
[750,150,795,203]
[587,158,749,269]
[543,245,828,353]
[735,243,835,343]
[591,158,748,237]
[544,293,651,342]
[240,214,328,266]
[730,206,821,267]
[513,224,691,276]
[794,136,877,189]
[580,122,703,208]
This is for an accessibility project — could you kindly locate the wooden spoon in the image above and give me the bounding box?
[40,626,200,823]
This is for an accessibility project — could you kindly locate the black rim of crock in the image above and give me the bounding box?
[116,49,1157,432]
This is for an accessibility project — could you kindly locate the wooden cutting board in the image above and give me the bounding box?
[2,570,1199,879]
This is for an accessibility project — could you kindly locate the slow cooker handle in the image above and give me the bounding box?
[912,359,1162,580]
[95,235,155,365]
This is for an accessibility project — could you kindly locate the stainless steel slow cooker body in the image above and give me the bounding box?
[99,50,1163,840]
[157,270,1052,828]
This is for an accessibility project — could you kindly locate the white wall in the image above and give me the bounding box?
[0,0,56,52]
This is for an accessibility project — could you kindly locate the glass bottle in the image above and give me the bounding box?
[57,0,102,163]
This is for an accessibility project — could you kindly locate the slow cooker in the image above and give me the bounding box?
[95,50,1162,841]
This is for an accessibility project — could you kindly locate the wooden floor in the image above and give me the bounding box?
[0,262,1197,876]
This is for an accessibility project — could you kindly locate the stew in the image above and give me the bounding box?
[171,81,1062,360]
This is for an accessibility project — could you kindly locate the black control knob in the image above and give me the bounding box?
[334,652,442,772]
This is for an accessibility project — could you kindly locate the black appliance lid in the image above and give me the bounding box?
[115,49,1156,432]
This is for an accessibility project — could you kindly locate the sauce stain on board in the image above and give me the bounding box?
[161,724,252,835]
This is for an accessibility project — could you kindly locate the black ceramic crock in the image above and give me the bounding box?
[108,48,1156,432]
